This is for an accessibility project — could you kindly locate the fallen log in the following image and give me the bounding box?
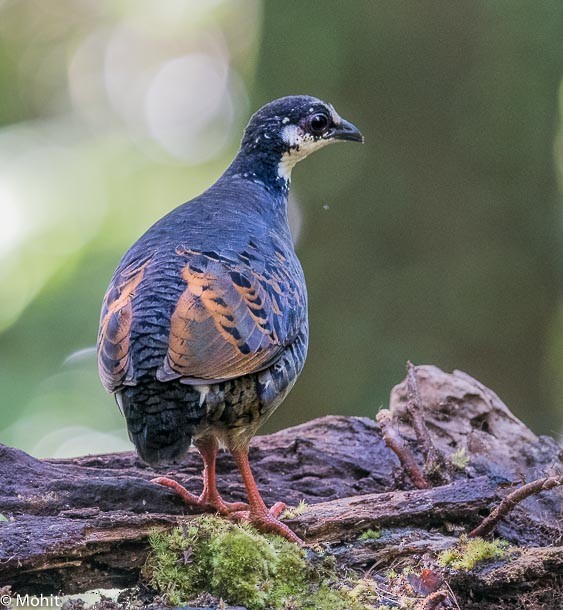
[2,415,397,595]
[1,475,502,593]
[1,366,561,609]
[289,476,498,542]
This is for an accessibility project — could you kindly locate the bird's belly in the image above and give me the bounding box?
[194,374,297,450]
[195,329,308,449]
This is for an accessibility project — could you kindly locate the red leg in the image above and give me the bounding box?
[197,438,248,514]
[229,447,303,545]
[151,437,248,515]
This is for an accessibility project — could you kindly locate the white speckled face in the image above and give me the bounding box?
[278,124,333,181]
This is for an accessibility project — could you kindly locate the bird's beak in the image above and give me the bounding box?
[331,118,364,143]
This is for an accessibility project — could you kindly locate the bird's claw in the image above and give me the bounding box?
[150,476,249,515]
[228,502,304,545]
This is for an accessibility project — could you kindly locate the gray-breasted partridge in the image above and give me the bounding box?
[97,95,363,543]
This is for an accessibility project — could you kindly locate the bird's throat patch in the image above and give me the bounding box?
[278,125,332,181]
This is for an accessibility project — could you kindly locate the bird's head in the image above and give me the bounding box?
[236,95,363,188]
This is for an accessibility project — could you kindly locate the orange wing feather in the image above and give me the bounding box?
[97,257,151,392]
[157,252,301,384]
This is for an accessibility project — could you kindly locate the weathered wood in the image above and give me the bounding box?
[290,477,498,543]
[405,362,450,485]
[1,366,562,608]
[376,408,429,489]
[3,415,397,515]
[2,416,398,594]
[0,476,499,593]
[448,547,563,610]
[468,474,563,538]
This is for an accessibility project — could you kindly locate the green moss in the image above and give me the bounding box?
[347,576,413,610]
[303,583,363,610]
[144,516,368,610]
[281,499,309,519]
[450,448,470,470]
[359,528,382,541]
[438,535,509,570]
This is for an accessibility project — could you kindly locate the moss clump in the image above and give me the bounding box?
[438,535,509,570]
[450,448,470,470]
[144,516,368,610]
[359,528,382,541]
[281,499,309,519]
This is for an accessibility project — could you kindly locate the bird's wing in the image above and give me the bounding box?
[97,254,153,393]
[97,243,305,392]
[156,246,305,384]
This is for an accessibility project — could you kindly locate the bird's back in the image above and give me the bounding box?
[97,176,308,464]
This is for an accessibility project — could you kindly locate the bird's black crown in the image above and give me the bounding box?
[241,95,363,152]
[228,95,363,192]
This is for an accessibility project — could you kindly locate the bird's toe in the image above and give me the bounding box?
[151,476,249,517]
[150,476,202,506]
[249,511,303,545]
[227,505,302,545]
[269,501,286,518]
[206,497,249,516]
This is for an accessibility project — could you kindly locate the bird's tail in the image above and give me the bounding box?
[118,377,205,467]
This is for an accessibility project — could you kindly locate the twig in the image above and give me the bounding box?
[376,409,429,489]
[443,580,461,610]
[468,474,563,538]
[406,362,450,484]
[406,361,433,456]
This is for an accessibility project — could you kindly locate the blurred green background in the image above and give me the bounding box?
[0,0,562,458]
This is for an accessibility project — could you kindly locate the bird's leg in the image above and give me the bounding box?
[151,437,247,515]
[196,437,248,514]
[229,447,303,545]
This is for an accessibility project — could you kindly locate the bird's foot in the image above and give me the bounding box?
[150,476,248,516]
[229,502,304,545]
[152,477,301,543]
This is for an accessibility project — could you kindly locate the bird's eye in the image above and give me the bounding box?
[308,113,330,135]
